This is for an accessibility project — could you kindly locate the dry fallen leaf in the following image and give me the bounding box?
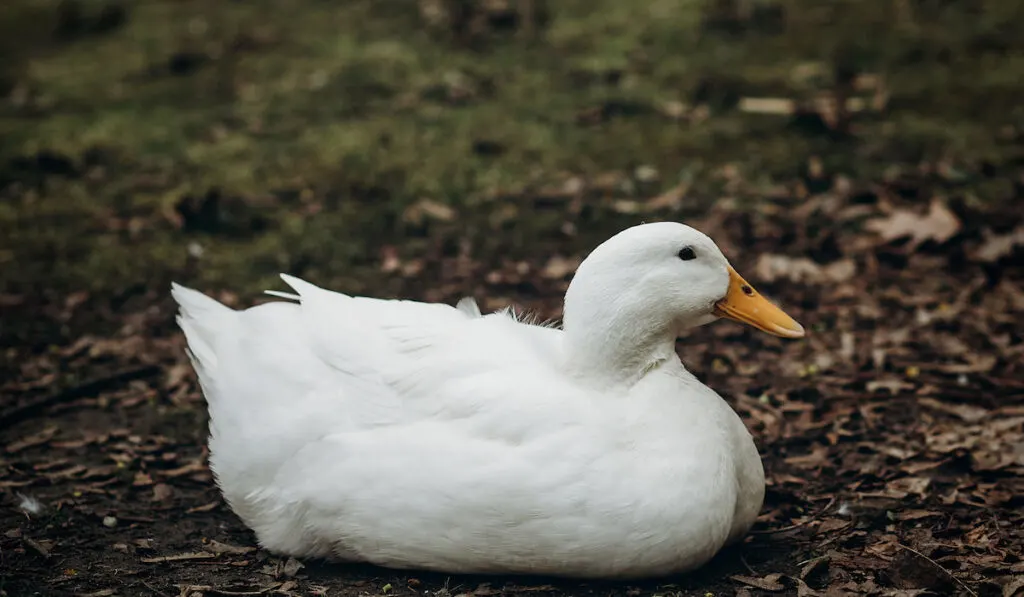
[731,573,787,591]
[739,97,796,115]
[754,255,855,284]
[206,540,256,555]
[403,198,456,225]
[281,556,304,577]
[380,245,401,273]
[885,476,931,498]
[643,182,688,211]
[917,398,989,423]
[866,379,915,394]
[6,427,59,453]
[151,483,174,502]
[865,198,961,249]
[974,225,1024,262]
[540,255,579,280]
[186,500,221,513]
[1002,575,1024,597]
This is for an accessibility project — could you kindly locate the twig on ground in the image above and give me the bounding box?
[895,543,978,597]
[174,585,278,596]
[0,365,160,428]
[739,552,758,575]
[750,497,836,536]
[141,552,216,564]
[139,579,171,597]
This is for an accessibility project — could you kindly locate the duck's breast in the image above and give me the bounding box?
[243,370,746,578]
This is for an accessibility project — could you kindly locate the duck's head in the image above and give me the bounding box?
[564,222,804,351]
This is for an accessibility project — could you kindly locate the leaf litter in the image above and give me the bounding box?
[4,174,1021,597]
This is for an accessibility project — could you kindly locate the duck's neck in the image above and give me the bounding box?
[561,299,682,387]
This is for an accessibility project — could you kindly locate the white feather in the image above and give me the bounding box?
[16,493,44,516]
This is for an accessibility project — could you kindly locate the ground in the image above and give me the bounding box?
[2,1,1023,596]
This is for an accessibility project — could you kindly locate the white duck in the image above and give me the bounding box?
[171,222,804,579]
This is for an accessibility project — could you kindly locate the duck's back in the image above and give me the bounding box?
[173,276,561,475]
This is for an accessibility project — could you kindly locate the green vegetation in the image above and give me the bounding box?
[3,0,1022,296]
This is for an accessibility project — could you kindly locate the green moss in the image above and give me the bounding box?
[2,0,1021,296]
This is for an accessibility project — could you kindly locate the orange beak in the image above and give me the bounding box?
[713,266,805,338]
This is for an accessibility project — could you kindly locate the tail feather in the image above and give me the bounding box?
[171,282,236,372]
[264,290,300,301]
[279,273,322,299]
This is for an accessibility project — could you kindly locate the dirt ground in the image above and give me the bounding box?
[4,191,1023,597]
[3,1,1024,596]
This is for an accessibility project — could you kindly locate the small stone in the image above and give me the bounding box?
[102,516,117,528]
[282,556,304,577]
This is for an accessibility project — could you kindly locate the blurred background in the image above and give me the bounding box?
[3,0,1021,301]
[2,1,1024,596]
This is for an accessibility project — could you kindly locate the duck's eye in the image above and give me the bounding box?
[678,246,697,261]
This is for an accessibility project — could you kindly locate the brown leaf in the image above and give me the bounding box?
[795,579,825,597]
[611,199,641,214]
[785,444,831,469]
[885,476,931,498]
[43,464,87,479]
[755,255,856,284]
[931,354,998,374]
[540,255,579,280]
[1003,575,1024,597]
[739,97,796,115]
[917,398,989,423]
[888,548,952,592]
[643,182,688,211]
[206,540,256,555]
[151,483,174,502]
[866,379,915,395]
[403,198,456,224]
[164,362,192,390]
[186,500,221,513]
[817,518,851,534]
[6,427,59,453]
[974,226,1024,262]
[281,556,304,577]
[731,573,786,591]
[865,198,961,249]
[964,524,991,546]
[799,555,829,582]
[379,245,401,273]
[161,460,206,478]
